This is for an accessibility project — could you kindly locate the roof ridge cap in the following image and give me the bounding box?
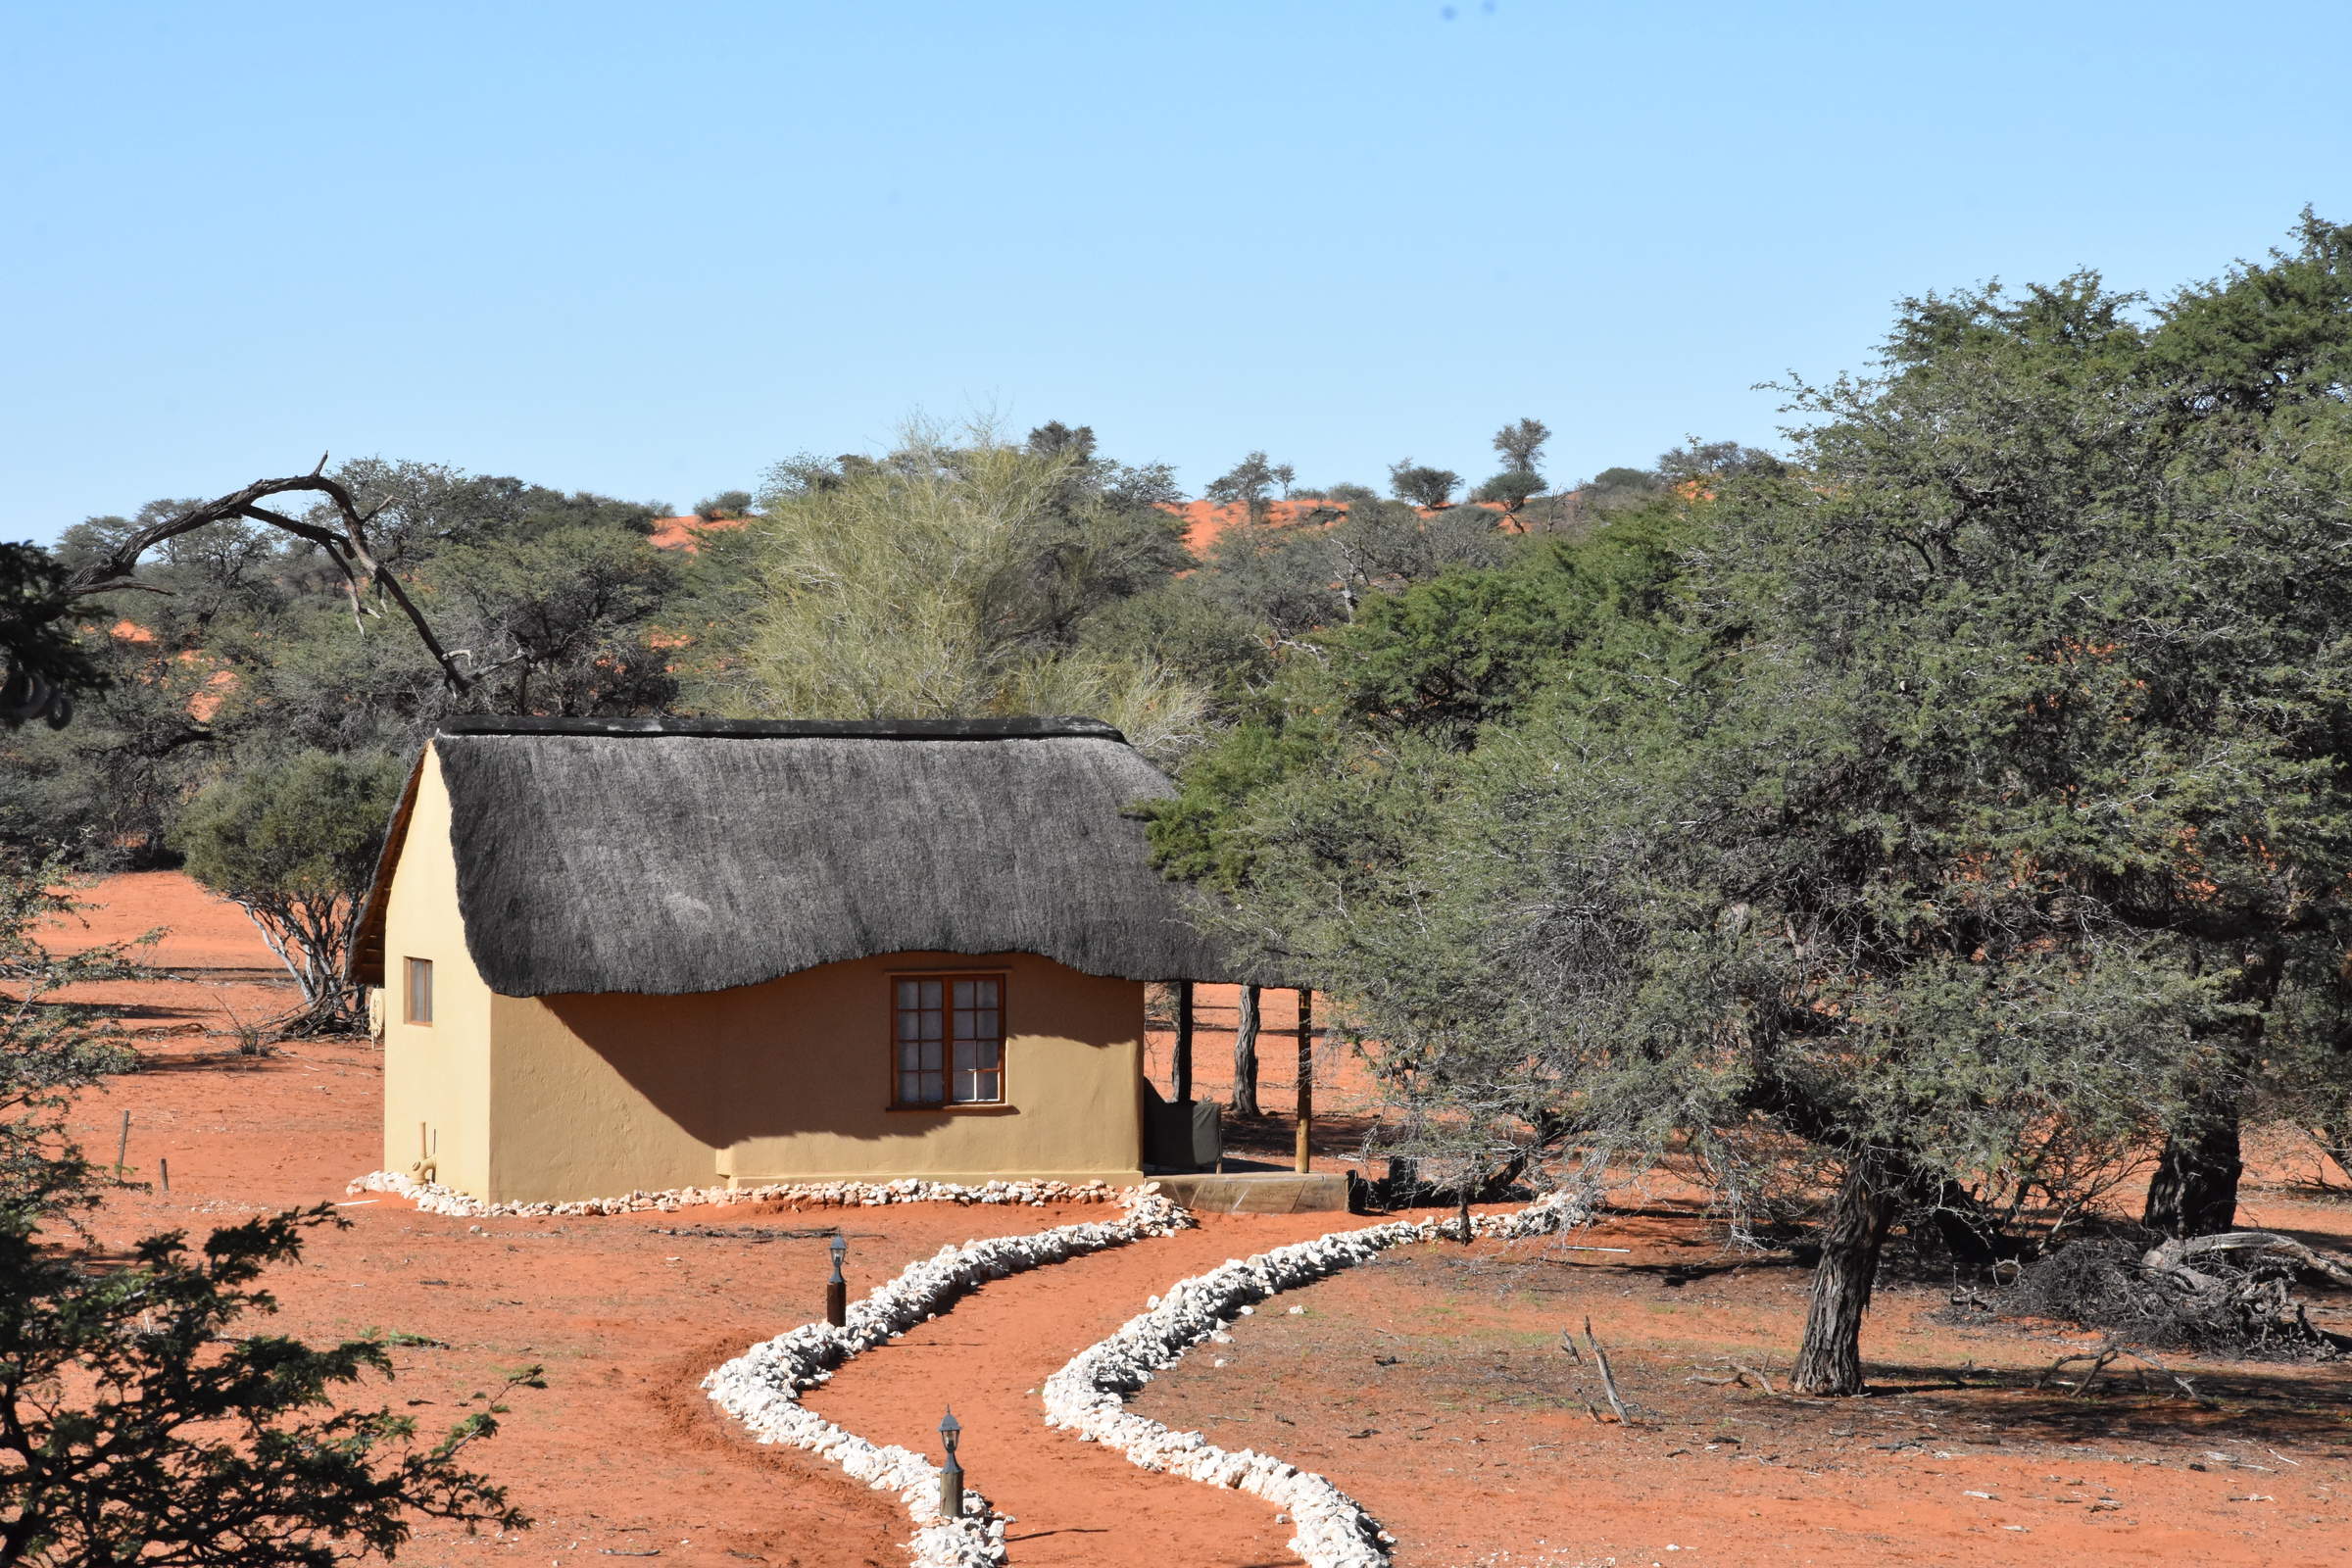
[435,714,1128,744]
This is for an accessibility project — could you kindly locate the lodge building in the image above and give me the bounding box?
[351,715,1237,1202]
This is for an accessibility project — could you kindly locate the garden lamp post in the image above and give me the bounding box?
[826,1234,848,1327]
[938,1407,964,1519]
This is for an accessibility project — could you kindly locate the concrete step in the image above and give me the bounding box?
[1148,1170,1352,1214]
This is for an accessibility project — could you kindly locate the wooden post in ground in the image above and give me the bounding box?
[1294,988,1314,1173]
[1233,985,1261,1116]
[1173,981,1194,1104]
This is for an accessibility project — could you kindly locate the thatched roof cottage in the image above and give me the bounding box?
[351,715,1237,1202]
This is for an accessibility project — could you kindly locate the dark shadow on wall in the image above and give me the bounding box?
[533,951,1136,1160]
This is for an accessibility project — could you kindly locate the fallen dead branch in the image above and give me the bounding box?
[647,1225,844,1242]
[2034,1340,2217,1404]
[2007,1232,2352,1359]
[1685,1359,1777,1395]
[2036,1345,2122,1396]
[2142,1231,2352,1292]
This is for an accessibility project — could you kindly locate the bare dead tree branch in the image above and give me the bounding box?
[2143,1230,2352,1290]
[56,466,471,694]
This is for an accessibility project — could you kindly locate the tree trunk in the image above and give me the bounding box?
[1294,988,1313,1173]
[1232,984,1260,1117]
[239,900,367,1037]
[2314,1115,2352,1186]
[1923,1178,2018,1269]
[2143,939,2280,1238]
[1790,1156,1902,1396]
[2143,1106,2245,1239]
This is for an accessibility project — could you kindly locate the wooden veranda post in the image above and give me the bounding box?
[1294,988,1314,1173]
[1173,981,1194,1104]
[1233,984,1261,1117]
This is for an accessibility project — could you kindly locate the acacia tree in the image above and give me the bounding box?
[172,751,408,1035]
[1203,451,1296,526]
[52,468,470,692]
[1386,460,1459,510]
[432,526,680,716]
[1475,417,1551,527]
[2,465,472,736]
[1153,216,2352,1395]
[726,424,1208,762]
[1492,417,1550,473]
[2123,210,2352,1232]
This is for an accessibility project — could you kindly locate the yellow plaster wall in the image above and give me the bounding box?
[480,954,1146,1202]
[378,744,495,1194]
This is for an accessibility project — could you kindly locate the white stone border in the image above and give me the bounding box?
[345,1168,1123,1218]
[700,1186,1193,1568]
[1041,1193,1594,1568]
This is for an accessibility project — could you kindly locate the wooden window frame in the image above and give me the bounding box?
[886,968,1009,1111]
[404,956,434,1026]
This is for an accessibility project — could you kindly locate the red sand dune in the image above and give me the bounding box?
[1167,497,1350,556]
[1167,497,1518,557]
[647,514,746,553]
[646,498,1520,561]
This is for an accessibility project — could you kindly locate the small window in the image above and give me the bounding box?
[405,957,434,1025]
[894,975,1003,1105]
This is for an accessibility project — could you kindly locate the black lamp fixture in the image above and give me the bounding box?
[938,1407,964,1519]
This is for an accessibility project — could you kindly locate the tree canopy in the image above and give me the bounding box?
[1147,211,2352,1393]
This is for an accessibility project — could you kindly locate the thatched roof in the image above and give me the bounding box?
[352,715,1245,997]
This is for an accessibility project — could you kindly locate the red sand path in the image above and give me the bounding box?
[803,1212,1358,1568]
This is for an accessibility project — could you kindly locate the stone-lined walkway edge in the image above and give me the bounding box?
[700,1186,1194,1568]
[346,1169,1126,1218]
[1041,1193,1596,1568]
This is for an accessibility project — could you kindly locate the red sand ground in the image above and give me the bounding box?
[1168,499,1350,557]
[1137,1202,2352,1567]
[40,874,2352,1567]
[43,868,298,1035]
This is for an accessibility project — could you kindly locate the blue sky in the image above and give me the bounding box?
[5,0,2348,542]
